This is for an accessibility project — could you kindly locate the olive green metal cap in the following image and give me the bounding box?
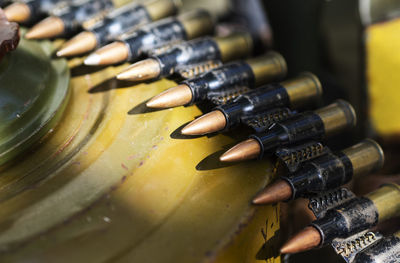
[0,31,70,167]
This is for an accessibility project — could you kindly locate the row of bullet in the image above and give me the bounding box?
[4,0,399,261]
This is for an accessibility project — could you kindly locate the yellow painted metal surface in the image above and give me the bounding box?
[0,58,280,262]
[366,18,400,136]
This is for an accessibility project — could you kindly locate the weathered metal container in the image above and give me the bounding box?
[0,33,280,262]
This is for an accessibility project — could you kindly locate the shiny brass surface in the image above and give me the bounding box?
[366,184,400,222]
[57,31,97,57]
[181,110,226,135]
[4,2,31,23]
[247,52,287,86]
[145,0,179,21]
[146,84,192,108]
[25,16,65,39]
[281,72,322,109]
[280,226,321,254]
[178,10,214,40]
[111,0,134,8]
[117,58,161,81]
[216,32,253,62]
[84,41,130,66]
[342,139,384,178]
[315,100,357,137]
[219,138,261,163]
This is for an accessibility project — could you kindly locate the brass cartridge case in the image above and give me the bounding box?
[215,32,253,62]
[146,0,180,21]
[178,9,214,39]
[281,72,322,108]
[315,100,357,136]
[342,139,384,178]
[247,52,287,86]
[366,184,400,222]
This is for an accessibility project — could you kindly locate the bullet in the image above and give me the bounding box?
[57,0,178,57]
[220,100,356,162]
[84,9,215,66]
[117,31,254,81]
[146,84,193,108]
[182,72,321,136]
[56,31,97,57]
[26,0,132,39]
[4,2,31,23]
[181,110,226,135]
[253,139,384,205]
[352,231,400,263]
[25,16,65,39]
[280,226,321,254]
[252,180,292,205]
[281,184,400,254]
[146,52,287,109]
[275,141,328,173]
[4,0,62,24]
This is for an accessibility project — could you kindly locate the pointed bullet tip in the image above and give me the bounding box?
[146,84,192,109]
[220,139,261,163]
[181,110,227,136]
[56,50,65,57]
[84,54,100,66]
[180,125,193,136]
[57,31,97,57]
[83,42,129,66]
[219,154,229,162]
[4,3,30,23]
[252,180,292,205]
[25,16,64,39]
[116,58,160,81]
[116,72,127,80]
[280,226,321,254]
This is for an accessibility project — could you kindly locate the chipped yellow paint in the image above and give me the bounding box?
[366,18,400,136]
[0,61,279,261]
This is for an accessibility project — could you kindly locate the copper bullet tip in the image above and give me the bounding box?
[4,2,31,23]
[146,84,192,109]
[84,41,129,66]
[25,16,64,39]
[220,139,261,162]
[280,226,321,254]
[57,31,97,57]
[252,180,292,205]
[181,110,227,136]
[117,58,161,81]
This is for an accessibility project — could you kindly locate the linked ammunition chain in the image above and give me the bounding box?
[242,108,294,133]
[82,11,109,30]
[308,188,355,219]
[148,40,185,56]
[275,141,329,173]
[179,60,222,79]
[209,86,251,105]
[332,231,383,263]
[51,0,91,16]
[50,2,72,16]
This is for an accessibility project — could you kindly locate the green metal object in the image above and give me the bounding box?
[0,30,70,166]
